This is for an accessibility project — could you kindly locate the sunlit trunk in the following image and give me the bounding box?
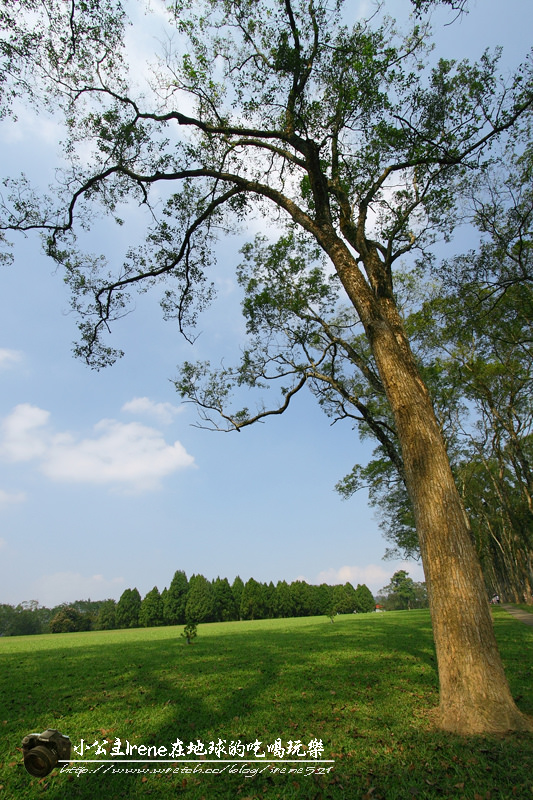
[331,241,531,732]
[368,302,530,732]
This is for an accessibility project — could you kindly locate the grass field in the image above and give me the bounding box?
[1,609,532,800]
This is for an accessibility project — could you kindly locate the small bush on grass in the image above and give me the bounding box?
[181,622,198,644]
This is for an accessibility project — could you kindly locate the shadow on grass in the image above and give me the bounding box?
[2,610,532,800]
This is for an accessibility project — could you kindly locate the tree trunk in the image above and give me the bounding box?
[369,305,531,733]
[329,240,532,732]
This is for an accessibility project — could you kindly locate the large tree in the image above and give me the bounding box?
[1,0,532,734]
[358,127,533,602]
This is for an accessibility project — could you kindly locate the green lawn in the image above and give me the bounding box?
[1,609,532,799]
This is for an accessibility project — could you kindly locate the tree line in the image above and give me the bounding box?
[0,571,397,635]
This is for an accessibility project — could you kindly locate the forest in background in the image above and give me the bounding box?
[0,569,427,635]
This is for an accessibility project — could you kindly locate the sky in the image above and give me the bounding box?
[0,0,532,608]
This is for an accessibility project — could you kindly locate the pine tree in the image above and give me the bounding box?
[116,588,141,629]
[139,587,164,627]
[353,584,375,613]
[185,575,215,624]
[163,570,189,625]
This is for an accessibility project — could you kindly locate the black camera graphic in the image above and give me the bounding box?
[22,729,71,777]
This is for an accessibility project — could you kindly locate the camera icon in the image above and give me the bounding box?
[22,729,71,777]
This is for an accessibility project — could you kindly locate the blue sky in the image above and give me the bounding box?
[0,0,531,608]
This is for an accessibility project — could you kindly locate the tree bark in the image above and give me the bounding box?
[331,246,532,734]
[374,312,531,732]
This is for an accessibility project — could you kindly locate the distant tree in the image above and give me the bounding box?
[332,585,345,614]
[160,587,169,618]
[116,588,141,629]
[185,575,215,624]
[412,581,429,609]
[273,580,295,618]
[353,584,376,613]
[49,606,87,633]
[289,580,315,617]
[264,581,276,618]
[380,570,418,610]
[163,570,189,625]
[18,600,40,612]
[332,583,358,614]
[6,607,42,636]
[314,583,335,616]
[71,599,104,618]
[344,582,358,612]
[212,577,238,622]
[139,586,164,627]
[0,604,16,636]
[35,606,55,633]
[231,576,245,618]
[240,578,268,621]
[95,599,117,630]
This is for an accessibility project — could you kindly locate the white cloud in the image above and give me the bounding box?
[43,418,194,490]
[0,489,26,508]
[31,572,126,607]
[0,403,195,492]
[121,396,183,425]
[0,348,23,369]
[0,403,50,461]
[316,562,425,593]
